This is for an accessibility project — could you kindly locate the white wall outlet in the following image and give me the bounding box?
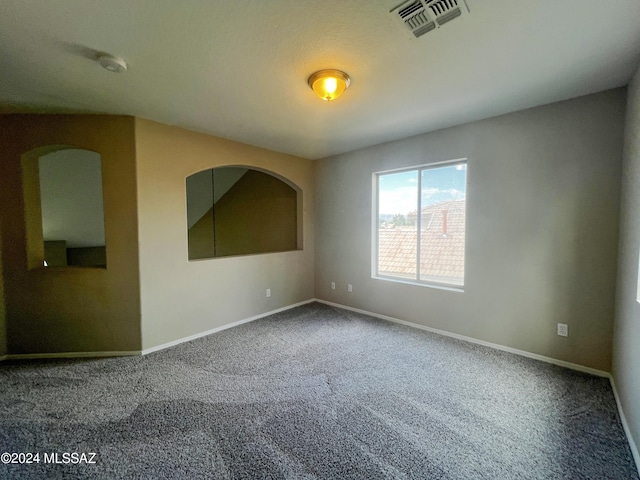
[348,284,353,292]
[557,323,568,337]
[266,288,271,298]
[331,282,336,290]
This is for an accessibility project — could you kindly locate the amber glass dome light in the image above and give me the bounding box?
[308,69,351,101]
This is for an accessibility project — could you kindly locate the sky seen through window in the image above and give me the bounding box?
[379,164,466,216]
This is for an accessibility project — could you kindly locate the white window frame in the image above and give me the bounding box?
[372,158,468,292]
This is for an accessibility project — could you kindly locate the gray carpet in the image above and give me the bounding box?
[0,302,637,479]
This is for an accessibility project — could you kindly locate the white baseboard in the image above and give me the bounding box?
[0,299,317,361]
[315,299,609,377]
[141,299,316,355]
[609,376,640,475]
[5,351,141,360]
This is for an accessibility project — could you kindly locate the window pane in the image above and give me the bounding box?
[377,170,418,279]
[419,164,466,286]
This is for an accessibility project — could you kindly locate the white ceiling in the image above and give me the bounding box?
[1,0,640,160]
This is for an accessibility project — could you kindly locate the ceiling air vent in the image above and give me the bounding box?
[391,0,468,38]
[428,0,462,26]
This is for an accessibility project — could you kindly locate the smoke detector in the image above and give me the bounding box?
[390,0,469,38]
[97,54,128,73]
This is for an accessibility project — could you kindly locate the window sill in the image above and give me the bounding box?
[372,274,464,293]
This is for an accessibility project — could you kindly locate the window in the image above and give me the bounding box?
[374,160,467,289]
[186,167,300,260]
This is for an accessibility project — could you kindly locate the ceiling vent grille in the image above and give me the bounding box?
[391,0,468,38]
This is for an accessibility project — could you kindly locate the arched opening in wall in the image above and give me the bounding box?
[22,146,107,269]
[186,166,302,260]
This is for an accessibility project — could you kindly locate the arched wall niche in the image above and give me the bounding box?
[0,114,141,354]
[186,164,303,260]
[21,145,107,270]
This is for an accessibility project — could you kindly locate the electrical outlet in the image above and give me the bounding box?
[557,323,568,337]
[266,288,271,298]
[348,284,353,293]
[331,282,336,290]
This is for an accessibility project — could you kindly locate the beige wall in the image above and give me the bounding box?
[135,118,314,350]
[214,169,298,257]
[0,115,141,353]
[614,65,640,458]
[315,89,626,372]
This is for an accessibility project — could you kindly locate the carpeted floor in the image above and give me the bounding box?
[0,302,637,479]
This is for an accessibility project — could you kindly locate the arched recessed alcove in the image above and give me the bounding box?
[21,146,107,269]
[186,166,302,260]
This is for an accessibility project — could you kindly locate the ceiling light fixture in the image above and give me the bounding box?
[97,54,128,73]
[308,69,350,101]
